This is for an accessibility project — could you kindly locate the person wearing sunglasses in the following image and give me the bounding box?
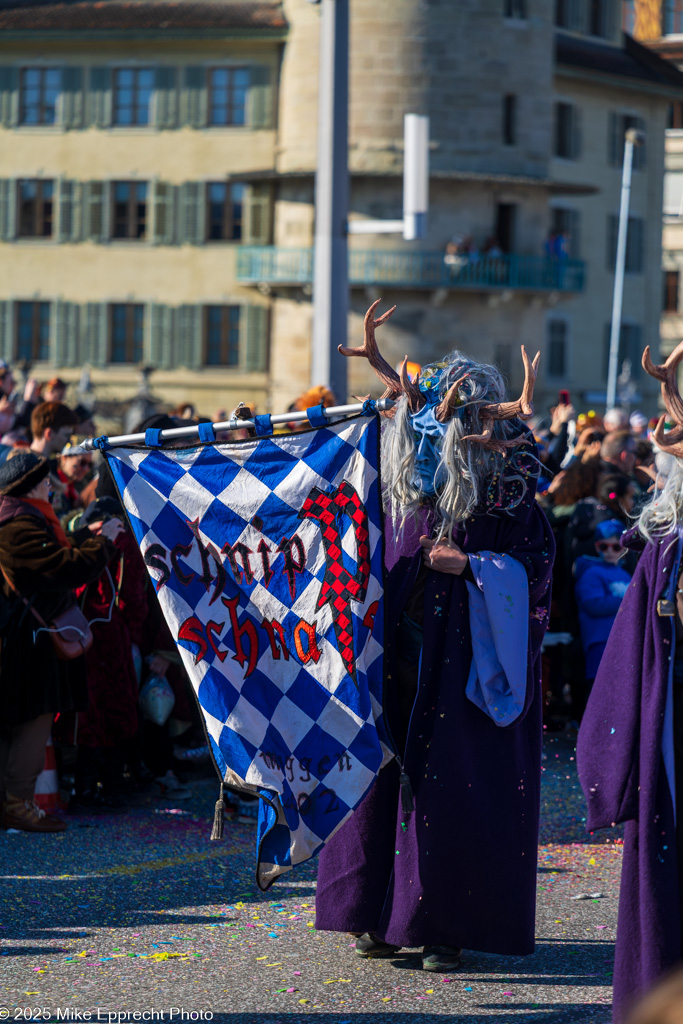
[573,518,631,717]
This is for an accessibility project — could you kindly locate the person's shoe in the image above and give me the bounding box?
[355,933,400,958]
[1,795,66,833]
[154,770,193,801]
[422,945,462,971]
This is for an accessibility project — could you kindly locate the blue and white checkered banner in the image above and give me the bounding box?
[105,415,388,888]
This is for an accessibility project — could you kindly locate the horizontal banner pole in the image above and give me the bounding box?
[79,398,395,452]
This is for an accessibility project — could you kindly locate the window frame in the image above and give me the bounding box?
[15,300,51,362]
[554,101,579,160]
[504,0,527,17]
[207,66,250,127]
[19,66,62,126]
[112,67,155,127]
[203,304,241,366]
[17,179,55,239]
[111,180,148,241]
[109,303,145,364]
[606,213,644,274]
[502,94,517,146]
[205,182,245,242]
[664,270,680,313]
[547,319,568,379]
[664,0,683,35]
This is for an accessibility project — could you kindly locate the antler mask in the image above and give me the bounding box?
[340,302,540,448]
[642,339,683,457]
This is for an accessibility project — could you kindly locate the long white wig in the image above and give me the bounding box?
[637,450,681,543]
[381,351,537,540]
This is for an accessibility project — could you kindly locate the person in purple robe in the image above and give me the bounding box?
[578,339,683,1022]
[314,301,555,971]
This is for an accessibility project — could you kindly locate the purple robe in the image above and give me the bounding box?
[315,485,554,953]
[578,529,682,1023]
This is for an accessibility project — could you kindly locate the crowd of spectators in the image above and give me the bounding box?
[535,400,659,729]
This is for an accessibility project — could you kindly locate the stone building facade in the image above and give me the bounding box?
[0,0,680,420]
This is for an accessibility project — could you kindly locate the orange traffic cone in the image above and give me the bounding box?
[34,736,65,812]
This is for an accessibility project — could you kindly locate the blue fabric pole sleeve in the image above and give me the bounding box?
[198,421,216,443]
[145,428,164,447]
[253,414,273,437]
[305,404,328,428]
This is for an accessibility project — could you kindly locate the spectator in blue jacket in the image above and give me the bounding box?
[573,518,632,714]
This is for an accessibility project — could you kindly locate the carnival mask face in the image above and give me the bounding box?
[410,404,449,496]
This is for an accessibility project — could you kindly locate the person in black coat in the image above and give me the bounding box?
[0,451,122,832]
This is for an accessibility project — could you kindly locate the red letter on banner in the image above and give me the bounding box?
[221,595,259,678]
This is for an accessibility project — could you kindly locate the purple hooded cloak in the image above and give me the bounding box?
[315,477,554,954]
[577,528,682,1023]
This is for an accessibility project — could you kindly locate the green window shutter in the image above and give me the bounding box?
[84,302,108,366]
[181,66,207,128]
[57,178,73,242]
[0,67,18,127]
[5,178,16,241]
[61,66,84,129]
[149,303,175,369]
[606,213,617,271]
[244,184,272,245]
[0,300,14,362]
[571,105,582,160]
[83,181,110,242]
[242,305,268,372]
[154,66,178,129]
[0,180,9,241]
[177,304,202,368]
[249,65,274,129]
[54,299,67,366]
[88,67,112,128]
[152,180,176,245]
[179,182,205,244]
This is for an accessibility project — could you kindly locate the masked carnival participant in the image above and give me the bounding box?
[578,340,683,1022]
[315,302,555,971]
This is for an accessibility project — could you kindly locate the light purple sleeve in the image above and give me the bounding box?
[464,551,529,727]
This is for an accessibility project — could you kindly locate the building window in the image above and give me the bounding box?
[607,214,644,273]
[208,68,250,126]
[16,301,50,361]
[603,323,642,380]
[504,0,526,16]
[112,182,148,240]
[664,270,680,312]
[113,68,154,126]
[669,102,683,130]
[555,0,582,30]
[664,0,683,35]
[550,207,581,258]
[588,0,609,36]
[204,305,240,366]
[206,183,245,241]
[20,67,61,126]
[110,304,144,363]
[502,95,517,146]
[622,0,636,33]
[17,180,54,238]
[554,102,581,159]
[608,112,647,169]
[547,320,567,378]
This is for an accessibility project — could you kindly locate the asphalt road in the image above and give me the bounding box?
[0,734,621,1024]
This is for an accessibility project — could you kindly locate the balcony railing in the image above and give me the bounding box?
[236,247,585,293]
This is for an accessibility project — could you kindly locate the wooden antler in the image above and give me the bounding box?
[399,356,425,413]
[338,300,402,400]
[460,347,540,445]
[434,373,470,424]
[651,415,683,458]
[643,339,683,430]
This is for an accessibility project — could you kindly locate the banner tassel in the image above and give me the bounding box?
[399,771,414,815]
[210,782,225,841]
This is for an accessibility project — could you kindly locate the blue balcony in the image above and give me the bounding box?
[236,247,585,293]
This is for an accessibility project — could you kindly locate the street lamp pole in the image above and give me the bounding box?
[606,127,644,410]
[311,0,349,401]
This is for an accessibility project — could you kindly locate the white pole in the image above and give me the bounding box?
[311,0,349,401]
[403,114,429,241]
[79,398,395,452]
[606,128,644,410]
